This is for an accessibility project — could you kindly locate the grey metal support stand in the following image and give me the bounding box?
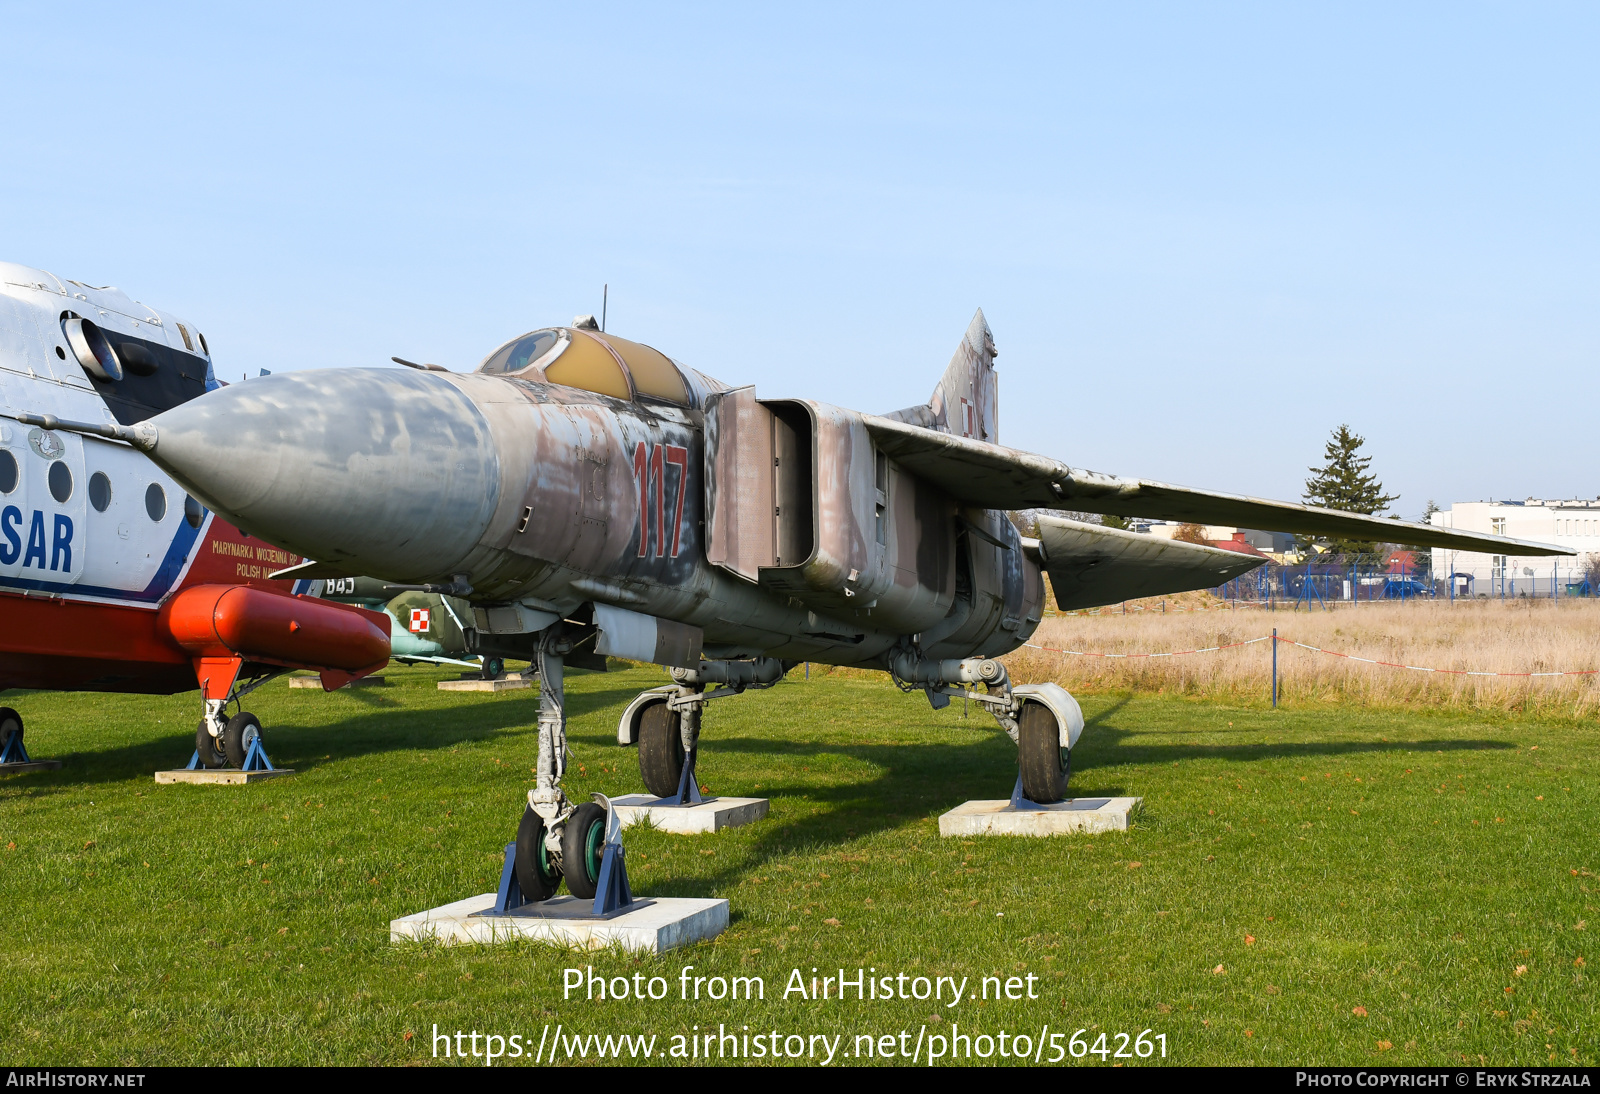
[666,699,707,806]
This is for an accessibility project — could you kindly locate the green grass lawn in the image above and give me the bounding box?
[0,664,1594,1066]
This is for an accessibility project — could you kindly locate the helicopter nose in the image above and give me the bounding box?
[144,368,500,579]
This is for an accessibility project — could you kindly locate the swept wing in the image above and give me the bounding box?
[864,416,1571,558]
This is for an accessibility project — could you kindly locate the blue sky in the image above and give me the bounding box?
[3,3,1595,514]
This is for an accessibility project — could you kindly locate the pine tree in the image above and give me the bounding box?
[1299,424,1397,561]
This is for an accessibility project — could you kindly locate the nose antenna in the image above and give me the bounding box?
[601,283,608,332]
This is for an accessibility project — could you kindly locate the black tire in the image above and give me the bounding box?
[1017,700,1071,804]
[222,712,262,768]
[195,721,227,769]
[481,657,504,681]
[560,802,608,900]
[637,700,684,797]
[514,806,561,902]
[0,707,21,759]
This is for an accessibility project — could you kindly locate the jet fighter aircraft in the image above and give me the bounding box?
[0,262,390,771]
[16,310,1569,901]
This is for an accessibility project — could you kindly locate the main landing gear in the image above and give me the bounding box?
[186,659,285,773]
[621,658,787,804]
[889,651,1084,803]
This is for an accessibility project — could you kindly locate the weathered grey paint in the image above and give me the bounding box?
[127,314,1563,681]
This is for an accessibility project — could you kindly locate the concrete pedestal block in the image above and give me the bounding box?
[437,676,532,692]
[290,675,385,689]
[390,892,727,953]
[610,794,769,834]
[0,760,62,775]
[154,768,294,785]
[938,796,1141,837]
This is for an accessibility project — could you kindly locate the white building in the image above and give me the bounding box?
[1430,499,1600,597]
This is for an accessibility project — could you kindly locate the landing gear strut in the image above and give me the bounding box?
[498,626,638,913]
[625,658,786,803]
[889,651,1084,804]
[185,659,285,772]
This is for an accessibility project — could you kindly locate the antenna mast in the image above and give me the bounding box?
[601,284,608,332]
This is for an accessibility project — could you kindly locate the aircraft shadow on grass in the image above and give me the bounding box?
[0,684,645,791]
[627,696,1516,902]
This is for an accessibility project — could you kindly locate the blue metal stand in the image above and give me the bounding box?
[662,747,706,806]
[182,737,276,772]
[492,843,525,915]
[590,795,634,916]
[241,737,276,772]
[0,732,32,765]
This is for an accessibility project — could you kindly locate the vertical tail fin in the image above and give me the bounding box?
[928,309,998,443]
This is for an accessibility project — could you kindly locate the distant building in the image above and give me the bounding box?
[1139,521,1296,557]
[1430,498,1600,597]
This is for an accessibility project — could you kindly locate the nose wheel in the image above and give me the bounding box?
[513,806,562,902]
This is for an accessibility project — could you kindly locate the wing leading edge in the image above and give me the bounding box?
[863,415,1572,558]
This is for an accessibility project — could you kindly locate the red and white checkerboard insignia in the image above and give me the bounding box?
[408,608,430,633]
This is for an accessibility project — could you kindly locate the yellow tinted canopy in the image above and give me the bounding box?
[476,328,690,405]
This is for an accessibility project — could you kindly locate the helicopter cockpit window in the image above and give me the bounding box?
[477,329,562,376]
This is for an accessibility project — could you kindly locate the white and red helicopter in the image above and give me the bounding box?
[0,262,390,771]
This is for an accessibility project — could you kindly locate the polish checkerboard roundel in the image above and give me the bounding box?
[409,608,430,633]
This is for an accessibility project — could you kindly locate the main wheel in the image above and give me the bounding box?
[481,657,505,680]
[514,806,562,902]
[0,707,22,760]
[195,721,227,769]
[222,712,262,768]
[560,802,608,900]
[1017,700,1071,804]
[637,700,684,797]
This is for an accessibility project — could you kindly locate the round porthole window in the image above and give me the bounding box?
[184,494,204,529]
[145,483,166,522]
[0,450,16,494]
[48,461,72,503]
[89,471,112,512]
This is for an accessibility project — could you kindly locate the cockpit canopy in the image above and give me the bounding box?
[477,327,691,406]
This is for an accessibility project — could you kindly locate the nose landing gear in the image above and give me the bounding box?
[498,628,638,915]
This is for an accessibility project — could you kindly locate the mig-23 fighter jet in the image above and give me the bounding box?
[14,310,1568,901]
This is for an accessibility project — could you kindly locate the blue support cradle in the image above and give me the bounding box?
[491,843,525,915]
[590,793,634,916]
[0,731,32,765]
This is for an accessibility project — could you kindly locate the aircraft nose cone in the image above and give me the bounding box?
[145,368,499,579]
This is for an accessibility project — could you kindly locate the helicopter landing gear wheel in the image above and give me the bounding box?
[637,700,684,798]
[481,657,504,680]
[222,712,261,769]
[195,721,227,769]
[1017,699,1070,804]
[0,707,22,758]
[560,802,607,899]
[514,805,561,902]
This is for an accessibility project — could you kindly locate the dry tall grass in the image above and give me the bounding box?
[1005,598,1600,716]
